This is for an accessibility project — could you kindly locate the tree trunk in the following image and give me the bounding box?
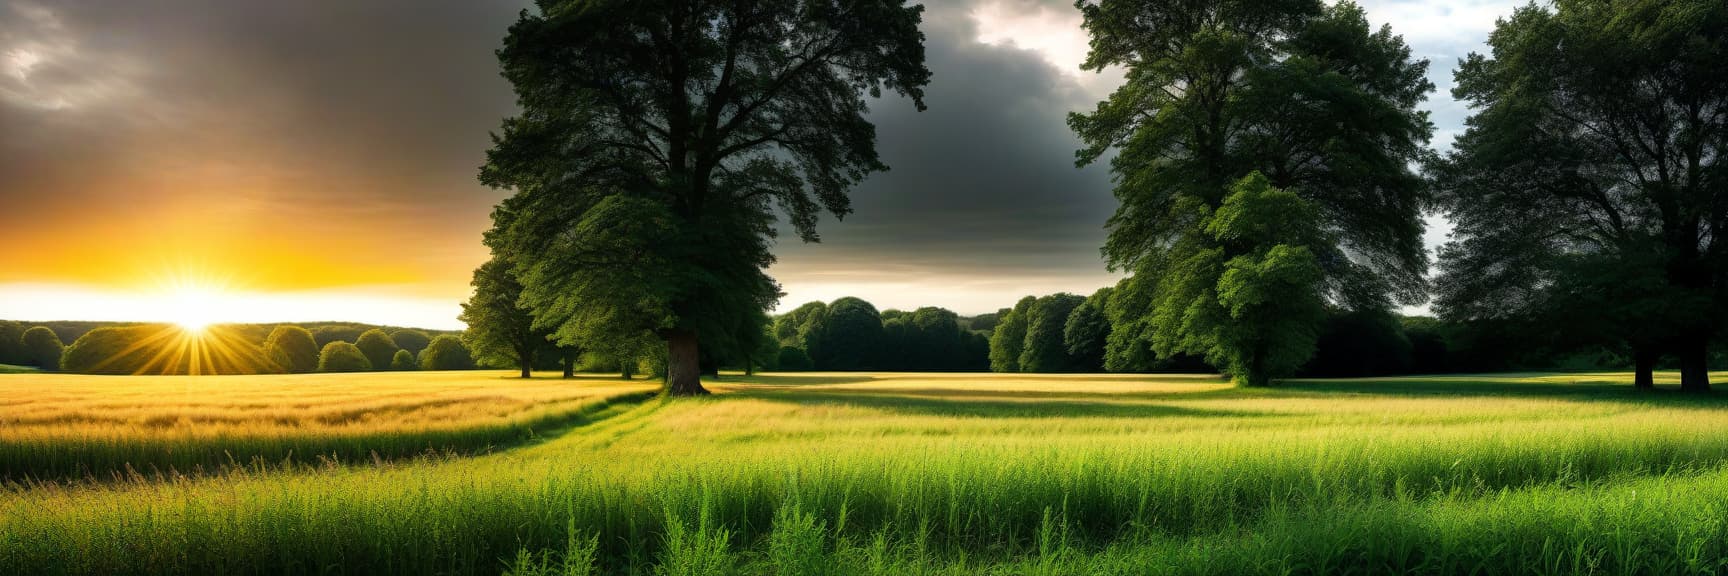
[621,362,634,380]
[1679,338,1711,392]
[519,348,533,379]
[1633,346,1658,390]
[664,329,708,396]
[562,355,575,379]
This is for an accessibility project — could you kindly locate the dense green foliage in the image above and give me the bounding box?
[264,326,320,374]
[460,256,547,378]
[1018,293,1086,373]
[354,330,400,373]
[987,297,1035,372]
[317,342,371,373]
[390,349,418,371]
[480,0,932,395]
[0,321,24,366]
[20,326,62,371]
[420,335,475,371]
[771,298,987,372]
[1070,0,1433,385]
[310,325,366,348]
[1433,0,1728,391]
[390,329,431,355]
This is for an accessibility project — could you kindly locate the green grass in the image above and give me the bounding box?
[6,371,1728,574]
[0,363,39,374]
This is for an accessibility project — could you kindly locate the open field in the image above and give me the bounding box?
[0,371,659,481]
[8,371,1728,574]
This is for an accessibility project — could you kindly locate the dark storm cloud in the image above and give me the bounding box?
[770,0,1121,291]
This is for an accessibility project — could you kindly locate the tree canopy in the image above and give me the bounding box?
[1070,0,1433,384]
[481,0,931,395]
[1433,0,1728,391]
[264,326,321,374]
[317,342,372,373]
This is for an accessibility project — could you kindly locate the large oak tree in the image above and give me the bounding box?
[1070,0,1433,384]
[482,0,930,395]
[1434,0,1728,391]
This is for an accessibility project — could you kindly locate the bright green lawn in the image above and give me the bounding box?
[6,371,1728,575]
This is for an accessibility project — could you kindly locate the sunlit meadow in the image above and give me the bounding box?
[8,371,1728,574]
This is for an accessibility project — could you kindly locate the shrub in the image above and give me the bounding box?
[21,326,63,371]
[310,325,365,348]
[263,326,320,373]
[61,326,154,374]
[390,329,431,354]
[318,342,372,372]
[419,335,474,371]
[776,346,813,371]
[354,329,399,371]
[389,349,417,371]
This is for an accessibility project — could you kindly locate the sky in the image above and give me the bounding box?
[0,0,1524,330]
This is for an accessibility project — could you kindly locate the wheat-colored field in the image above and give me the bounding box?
[6,371,1728,574]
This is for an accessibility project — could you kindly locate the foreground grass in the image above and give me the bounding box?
[5,371,1728,574]
[0,371,658,481]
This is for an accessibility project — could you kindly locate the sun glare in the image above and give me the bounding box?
[154,272,236,334]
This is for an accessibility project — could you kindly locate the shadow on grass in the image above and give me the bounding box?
[1280,375,1728,406]
[734,387,1271,419]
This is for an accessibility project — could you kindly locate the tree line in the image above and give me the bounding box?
[455,0,1728,391]
[0,321,478,375]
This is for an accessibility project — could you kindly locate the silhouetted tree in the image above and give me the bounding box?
[1073,0,1433,384]
[20,326,62,371]
[1433,0,1728,391]
[812,297,883,370]
[264,326,320,374]
[318,342,371,373]
[0,321,24,366]
[482,0,931,395]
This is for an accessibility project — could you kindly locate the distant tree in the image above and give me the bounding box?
[263,326,320,374]
[483,0,931,395]
[20,326,62,371]
[318,342,372,373]
[354,329,400,373]
[60,326,152,375]
[965,312,1001,334]
[1401,316,1449,374]
[774,302,829,351]
[777,346,813,371]
[1301,310,1412,377]
[1073,0,1434,382]
[1064,288,1113,373]
[310,326,366,348]
[1433,0,1728,391]
[0,321,24,365]
[460,256,547,379]
[1019,294,1086,373]
[390,349,418,371]
[988,297,1035,372]
[812,298,884,370]
[391,329,432,355]
[419,335,475,371]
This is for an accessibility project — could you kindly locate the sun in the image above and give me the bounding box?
[167,285,222,334]
[152,271,237,334]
